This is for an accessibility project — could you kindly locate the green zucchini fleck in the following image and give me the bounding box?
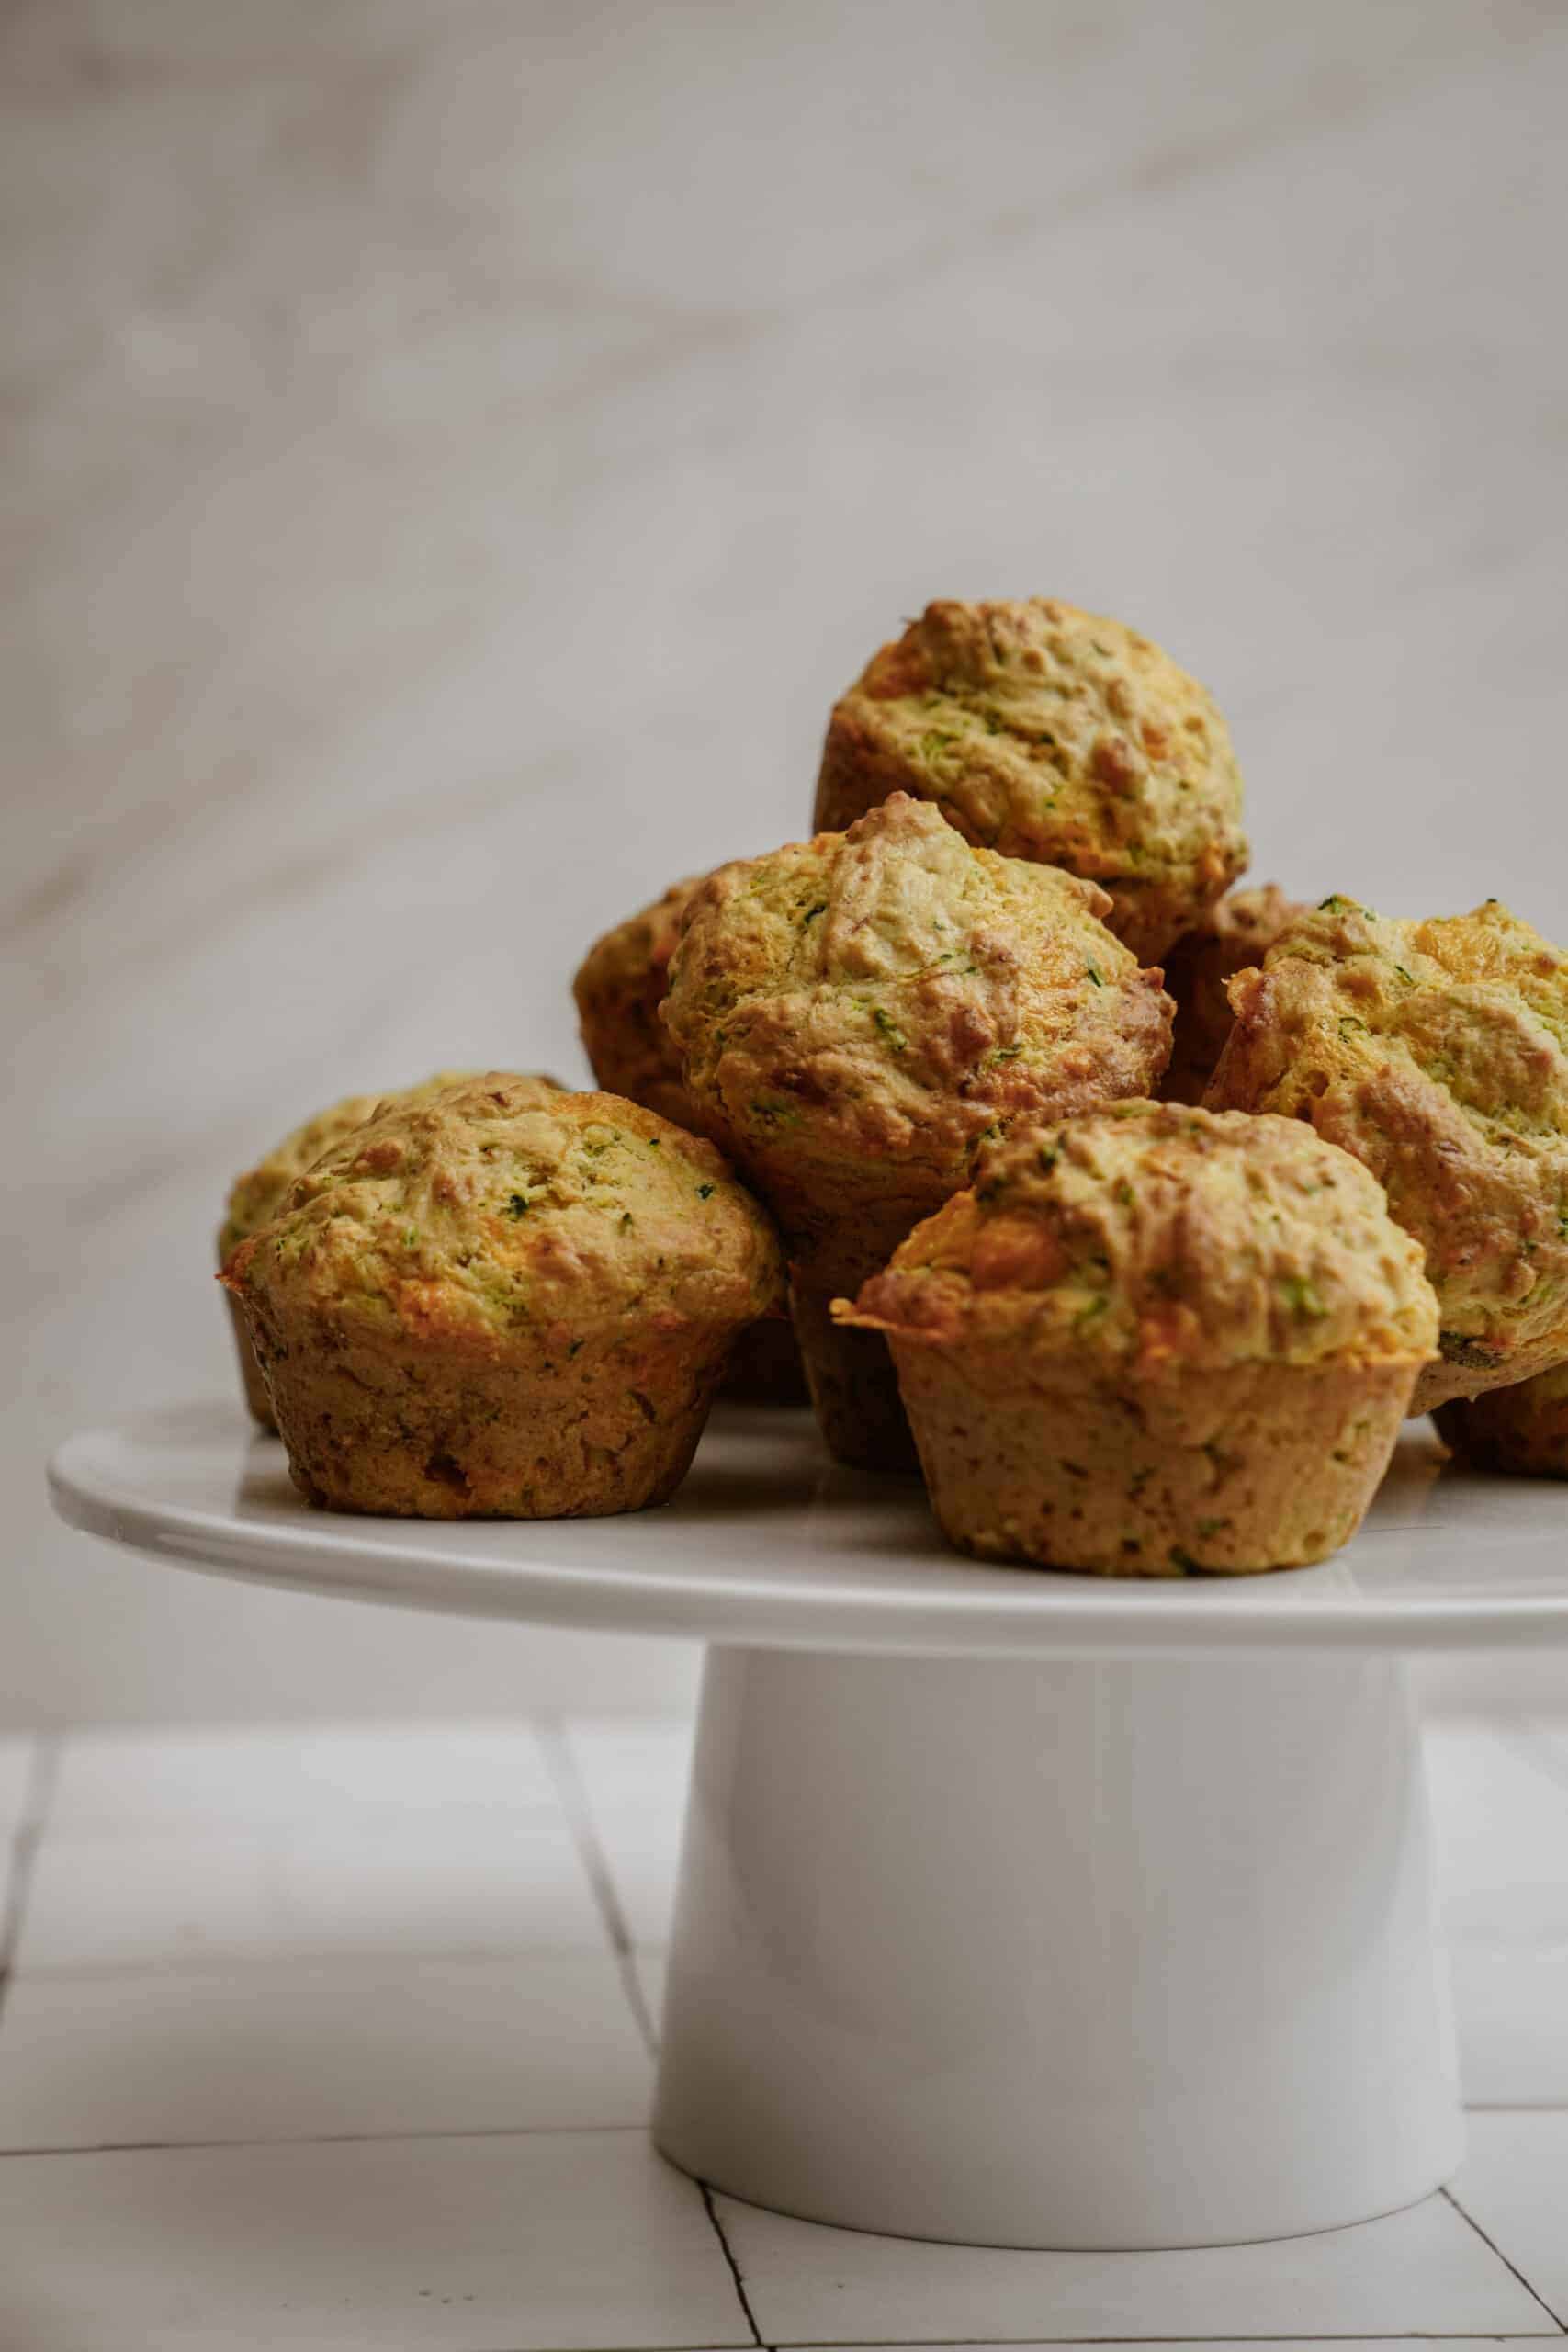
[1279,1273,1327,1318]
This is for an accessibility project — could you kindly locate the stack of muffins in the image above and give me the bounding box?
[220,595,1568,1571]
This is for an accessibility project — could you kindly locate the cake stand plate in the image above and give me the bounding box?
[49,1399,1568,2252]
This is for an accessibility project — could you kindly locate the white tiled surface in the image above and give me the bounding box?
[716,2188,1557,2341]
[0,1954,652,2151]
[1452,2109,1568,2327]
[0,1714,1564,2347]
[563,1715,697,1949]
[47,1724,559,1826]
[0,1745,32,1841]
[14,1813,604,1971]
[0,2132,748,2352]
[1429,1723,1568,2107]
[636,1948,671,2044]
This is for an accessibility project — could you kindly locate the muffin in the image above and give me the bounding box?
[841,1103,1438,1574]
[220,1075,784,1518]
[1206,895,1568,1414]
[218,1070,518,1430]
[661,793,1173,1466]
[574,875,808,1407]
[813,597,1247,959]
[573,876,700,1131]
[1159,884,1306,1105]
[1434,1363,1568,1477]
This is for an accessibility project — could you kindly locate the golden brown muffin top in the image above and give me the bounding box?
[572,876,702,1130]
[217,1071,521,1260]
[1160,884,1307,1105]
[813,598,1247,960]
[1206,896,1568,1373]
[661,793,1173,1274]
[845,1102,1438,1376]
[221,1074,784,1356]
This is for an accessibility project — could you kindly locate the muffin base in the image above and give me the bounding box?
[1434,1371,1568,1477]
[224,1289,278,1432]
[791,1279,921,1473]
[243,1312,735,1519]
[888,1346,1419,1573]
[721,1315,810,1408]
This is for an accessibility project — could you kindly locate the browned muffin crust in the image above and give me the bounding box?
[663,794,1173,1285]
[813,598,1247,959]
[574,873,810,1406]
[221,1076,784,1518]
[218,1069,551,1430]
[573,876,702,1131]
[842,1102,1437,1574]
[1159,885,1306,1106]
[662,793,1172,1469]
[852,1104,1438,1378]
[1206,895,1568,1413]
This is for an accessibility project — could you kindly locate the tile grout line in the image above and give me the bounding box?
[535,1713,660,2057]
[0,2120,661,2161]
[536,1724,1562,2352]
[1441,2181,1568,2332]
[27,1725,1558,2350]
[1465,2103,1568,2113]
[455,2342,1562,2352]
[699,2180,765,2349]
[536,1716,761,2349]
[759,2335,1568,2347]
[4,1941,657,1988]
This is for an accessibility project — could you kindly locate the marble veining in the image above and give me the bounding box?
[4,0,1565,1719]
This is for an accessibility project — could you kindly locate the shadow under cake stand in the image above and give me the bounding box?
[48,1397,1568,2253]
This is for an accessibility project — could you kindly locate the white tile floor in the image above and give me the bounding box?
[0,1716,1563,2350]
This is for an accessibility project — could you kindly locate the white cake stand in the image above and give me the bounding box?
[49,1397,1568,2253]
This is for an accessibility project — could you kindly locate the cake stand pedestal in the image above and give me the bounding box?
[50,1400,1568,2251]
[656,1645,1454,2247]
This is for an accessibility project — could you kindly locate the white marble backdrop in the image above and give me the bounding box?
[4,0,1565,1722]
